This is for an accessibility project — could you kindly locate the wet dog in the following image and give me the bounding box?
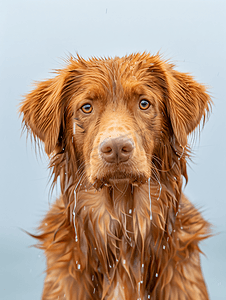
[20,53,211,299]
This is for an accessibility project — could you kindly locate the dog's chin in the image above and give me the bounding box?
[92,172,148,189]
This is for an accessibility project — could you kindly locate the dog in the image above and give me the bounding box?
[20,53,211,300]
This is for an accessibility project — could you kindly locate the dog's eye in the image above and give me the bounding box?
[81,103,93,114]
[139,99,150,110]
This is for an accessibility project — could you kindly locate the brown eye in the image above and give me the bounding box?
[81,103,93,114]
[139,99,150,110]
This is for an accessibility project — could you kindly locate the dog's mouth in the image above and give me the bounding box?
[93,171,148,189]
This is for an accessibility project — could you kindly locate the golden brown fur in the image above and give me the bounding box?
[20,53,211,299]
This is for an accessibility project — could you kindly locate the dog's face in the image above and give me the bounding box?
[72,62,163,187]
[20,53,211,193]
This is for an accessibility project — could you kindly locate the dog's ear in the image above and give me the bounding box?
[20,70,75,155]
[165,66,211,146]
[20,75,65,155]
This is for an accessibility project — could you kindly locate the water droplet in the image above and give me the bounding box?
[148,295,151,299]
[84,206,86,210]
[167,237,169,241]
[163,245,165,250]
[156,183,162,201]
[129,209,132,214]
[155,273,158,277]
[93,288,95,294]
[141,263,144,274]
[181,226,183,230]
[92,275,94,281]
[77,264,81,270]
[123,259,126,264]
[45,223,48,226]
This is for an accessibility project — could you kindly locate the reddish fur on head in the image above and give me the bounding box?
[20,53,211,300]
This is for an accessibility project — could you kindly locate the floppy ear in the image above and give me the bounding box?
[165,66,211,146]
[20,74,67,155]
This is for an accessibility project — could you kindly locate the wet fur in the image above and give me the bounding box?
[20,53,211,299]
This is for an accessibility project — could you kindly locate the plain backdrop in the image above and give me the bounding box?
[0,0,226,299]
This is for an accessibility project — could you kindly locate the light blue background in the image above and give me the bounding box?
[1,0,225,299]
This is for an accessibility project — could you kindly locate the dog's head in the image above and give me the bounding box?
[20,53,211,194]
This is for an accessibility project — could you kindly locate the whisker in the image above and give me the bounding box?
[75,161,86,176]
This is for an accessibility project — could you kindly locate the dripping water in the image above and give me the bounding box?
[148,177,152,220]
[73,177,83,242]
[73,189,78,242]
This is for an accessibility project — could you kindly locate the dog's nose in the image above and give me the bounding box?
[100,137,134,163]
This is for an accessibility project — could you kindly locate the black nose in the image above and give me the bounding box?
[100,137,134,163]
